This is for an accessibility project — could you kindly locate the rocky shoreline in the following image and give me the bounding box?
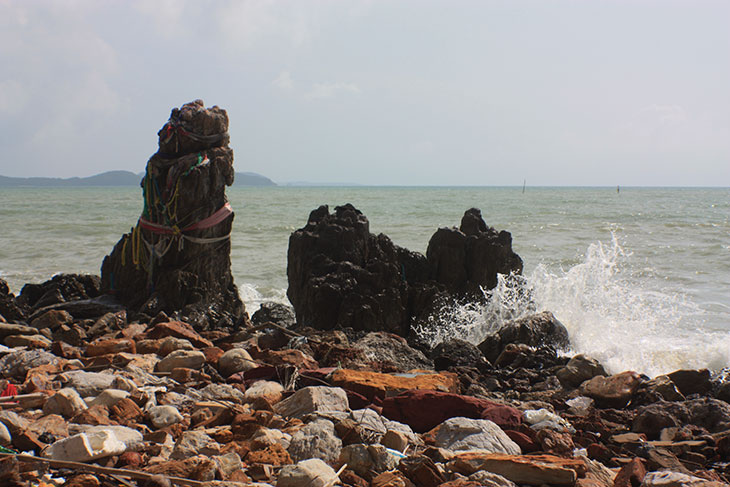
[0,100,727,487]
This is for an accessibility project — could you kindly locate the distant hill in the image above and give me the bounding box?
[0,170,277,187]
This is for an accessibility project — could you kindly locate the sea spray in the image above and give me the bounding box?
[415,234,730,377]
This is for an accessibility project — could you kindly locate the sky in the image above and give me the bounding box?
[0,0,728,186]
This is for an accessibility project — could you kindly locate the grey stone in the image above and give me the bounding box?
[158,336,194,356]
[0,349,60,379]
[350,408,387,437]
[0,421,11,446]
[156,349,206,372]
[59,370,116,397]
[434,417,521,454]
[338,444,399,479]
[468,470,518,487]
[0,410,30,435]
[556,354,608,388]
[274,386,349,419]
[354,332,433,371]
[199,383,246,403]
[212,452,243,479]
[171,430,220,459]
[88,389,130,408]
[288,419,342,463]
[641,471,726,487]
[148,405,184,429]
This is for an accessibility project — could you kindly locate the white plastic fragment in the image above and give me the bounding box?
[523,408,576,433]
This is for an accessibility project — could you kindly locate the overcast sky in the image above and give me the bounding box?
[1,1,728,186]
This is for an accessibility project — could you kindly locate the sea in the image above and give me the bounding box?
[1,186,728,378]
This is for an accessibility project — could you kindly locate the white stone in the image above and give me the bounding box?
[217,348,257,377]
[171,430,221,459]
[88,389,130,408]
[351,408,387,436]
[338,444,399,478]
[42,430,127,462]
[641,471,726,487]
[148,405,184,429]
[273,386,349,419]
[250,427,292,449]
[73,425,144,450]
[156,350,206,372]
[213,452,243,479]
[277,458,338,487]
[288,419,342,463]
[43,388,88,418]
[199,383,246,403]
[434,417,521,455]
[0,410,30,435]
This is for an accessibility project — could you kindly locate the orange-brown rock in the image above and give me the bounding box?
[144,455,217,481]
[252,348,319,369]
[71,405,115,426]
[245,443,292,466]
[371,471,416,487]
[448,453,585,486]
[203,346,225,364]
[581,371,642,408]
[146,321,213,348]
[109,397,143,425]
[64,474,101,487]
[331,369,459,401]
[86,338,136,357]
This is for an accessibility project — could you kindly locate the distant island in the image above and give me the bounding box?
[0,170,277,187]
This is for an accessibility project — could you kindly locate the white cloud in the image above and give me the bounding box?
[305,82,361,100]
[272,71,294,90]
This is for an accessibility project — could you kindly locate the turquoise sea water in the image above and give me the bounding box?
[1,186,729,376]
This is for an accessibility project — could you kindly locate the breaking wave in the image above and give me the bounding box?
[415,235,730,377]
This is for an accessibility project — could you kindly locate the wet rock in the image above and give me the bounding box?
[277,458,338,487]
[353,332,433,371]
[274,386,349,419]
[156,349,206,372]
[19,274,101,311]
[330,368,459,402]
[148,405,184,429]
[667,369,712,397]
[218,348,257,377]
[382,389,522,433]
[287,418,342,463]
[642,375,685,402]
[251,302,296,329]
[477,311,570,364]
[0,278,27,322]
[433,417,521,454]
[432,338,489,371]
[556,354,607,388]
[101,101,246,329]
[43,388,88,418]
[580,371,642,408]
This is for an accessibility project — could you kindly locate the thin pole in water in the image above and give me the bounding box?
[522,179,526,194]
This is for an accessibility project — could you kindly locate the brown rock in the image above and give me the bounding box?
[580,371,642,408]
[117,451,144,468]
[398,455,445,487]
[203,346,225,364]
[382,430,410,452]
[30,309,73,330]
[371,471,416,487]
[448,453,583,485]
[71,405,115,426]
[245,443,292,466]
[537,429,575,456]
[253,348,319,369]
[51,340,83,359]
[339,469,369,487]
[613,458,646,487]
[64,474,101,487]
[667,369,711,397]
[86,337,136,356]
[146,321,214,348]
[170,367,210,383]
[144,455,217,481]
[110,397,143,425]
[331,369,459,402]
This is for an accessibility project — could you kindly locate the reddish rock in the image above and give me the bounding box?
[587,443,613,464]
[331,369,459,402]
[170,367,210,383]
[448,453,584,485]
[371,471,416,487]
[398,455,445,487]
[117,451,144,468]
[613,458,646,487]
[30,310,73,330]
[51,341,82,359]
[245,443,292,466]
[202,346,224,364]
[252,348,319,369]
[146,321,213,348]
[537,429,576,456]
[382,389,522,433]
[86,338,136,357]
[144,455,217,481]
[580,371,642,408]
[70,405,114,426]
[339,469,369,487]
[64,474,100,487]
[505,430,539,453]
[109,397,143,425]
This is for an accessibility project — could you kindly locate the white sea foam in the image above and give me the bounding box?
[416,235,730,377]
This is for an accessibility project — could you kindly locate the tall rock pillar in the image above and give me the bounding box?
[101,100,246,329]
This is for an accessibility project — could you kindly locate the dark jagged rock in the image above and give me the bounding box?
[286,204,522,336]
[427,207,523,295]
[100,100,246,330]
[16,274,100,313]
[0,278,27,322]
[477,311,570,364]
[431,339,490,371]
[251,302,296,329]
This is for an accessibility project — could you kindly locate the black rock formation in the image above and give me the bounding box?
[100,100,246,329]
[286,204,523,336]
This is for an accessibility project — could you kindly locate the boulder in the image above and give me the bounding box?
[431,339,489,371]
[274,386,349,419]
[433,417,521,454]
[287,419,342,463]
[0,278,27,322]
[556,354,607,388]
[353,332,433,371]
[667,369,711,397]
[0,349,60,380]
[382,389,522,433]
[580,371,642,408]
[478,311,570,364]
[633,398,730,437]
[339,444,399,480]
[448,453,582,485]
[100,100,246,330]
[251,301,296,329]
